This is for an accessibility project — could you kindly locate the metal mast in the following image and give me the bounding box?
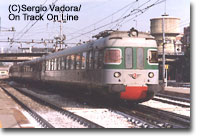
[162,0,168,87]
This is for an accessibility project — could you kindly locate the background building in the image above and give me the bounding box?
[181,26,190,82]
[150,15,188,83]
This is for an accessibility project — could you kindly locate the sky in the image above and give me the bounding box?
[0,0,190,51]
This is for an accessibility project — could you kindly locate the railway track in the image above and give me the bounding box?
[155,93,190,103]
[22,86,190,128]
[0,84,104,128]
[117,103,190,128]
[13,87,141,128]
[153,94,190,108]
[4,81,190,128]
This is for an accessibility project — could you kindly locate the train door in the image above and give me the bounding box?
[125,48,133,69]
[88,50,94,83]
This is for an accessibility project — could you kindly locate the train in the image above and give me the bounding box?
[0,66,9,79]
[9,29,161,102]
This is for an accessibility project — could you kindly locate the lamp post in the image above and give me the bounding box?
[162,14,168,87]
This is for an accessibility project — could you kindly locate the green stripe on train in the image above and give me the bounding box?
[103,47,158,70]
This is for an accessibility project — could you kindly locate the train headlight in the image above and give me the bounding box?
[148,72,154,78]
[114,72,121,78]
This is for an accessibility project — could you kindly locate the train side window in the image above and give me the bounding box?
[80,53,83,69]
[66,56,70,69]
[81,52,87,69]
[45,60,48,71]
[137,48,144,69]
[50,59,52,71]
[76,53,81,70]
[125,48,133,69]
[48,60,51,71]
[42,61,46,71]
[88,51,93,69]
[98,50,103,69]
[86,52,89,69]
[57,57,61,70]
[50,59,53,71]
[94,51,98,69]
[60,57,62,70]
[46,60,48,71]
[61,57,65,70]
[36,63,38,72]
[71,55,75,70]
[32,64,35,72]
[52,59,54,70]
[56,58,59,70]
[24,66,26,72]
[48,61,50,71]
[50,59,53,70]
[73,54,77,69]
[53,59,55,71]
[26,66,28,72]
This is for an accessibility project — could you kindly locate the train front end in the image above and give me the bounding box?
[102,31,161,102]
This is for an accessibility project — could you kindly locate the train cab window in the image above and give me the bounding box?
[81,52,87,69]
[104,48,121,64]
[148,50,158,63]
[137,48,144,69]
[125,48,133,69]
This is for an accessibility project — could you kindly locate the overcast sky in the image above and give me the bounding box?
[0,0,190,50]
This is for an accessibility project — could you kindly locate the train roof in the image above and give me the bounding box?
[13,29,157,64]
[44,30,157,60]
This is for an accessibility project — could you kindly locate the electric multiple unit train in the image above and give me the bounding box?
[9,29,161,102]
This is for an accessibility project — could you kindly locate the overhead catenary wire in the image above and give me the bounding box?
[108,0,141,29]
[13,0,49,40]
[15,0,59,41]
[66,0,166,42]
[1,0,189,49]
[69,0,139,36]
[110,0,152,30]
[114,0,166,29]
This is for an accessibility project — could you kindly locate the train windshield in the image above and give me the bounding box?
[149,50,158,63]
[104,48,121,64]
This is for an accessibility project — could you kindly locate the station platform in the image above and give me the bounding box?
[161,86,190,98]
[0,87,31,128]
[164,86,190,94]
